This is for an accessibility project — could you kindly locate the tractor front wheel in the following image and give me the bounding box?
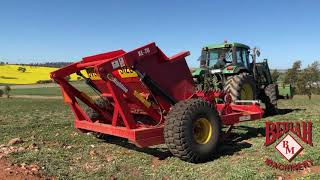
[164,98,221,163]
[224,73,256,101]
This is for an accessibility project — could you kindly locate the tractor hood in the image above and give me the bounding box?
[192,68,205,77]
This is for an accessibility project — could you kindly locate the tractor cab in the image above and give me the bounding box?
[199,42,252,74]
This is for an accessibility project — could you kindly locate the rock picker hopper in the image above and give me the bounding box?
[51,43,263,163]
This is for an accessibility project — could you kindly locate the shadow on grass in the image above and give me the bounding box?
[98,125,266,161]
[263,108,306,118]
[100,137,172,160]
[216,125,265,157]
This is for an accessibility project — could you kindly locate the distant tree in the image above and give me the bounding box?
[305,61,320,95]
[271,69,280,83]
[17,66,26,73]
[284,60,301,86]
[0,89,3,97]
[296,70,308,95]
[28,62,72,68]
[11,62,72,68]
[36,80,52,84]
[4,85,11,98]
[296,61,320,97]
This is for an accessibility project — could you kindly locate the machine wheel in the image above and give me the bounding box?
[224,73,256,101]
[164,98,221,163]
[263,84,278,115]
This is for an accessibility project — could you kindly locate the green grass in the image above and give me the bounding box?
[0,97,319,179]
[10,83,91,96]
[10,87,63,96]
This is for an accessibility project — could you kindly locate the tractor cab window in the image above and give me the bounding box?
[200,49,233,69]
[236,48,250,69]
[206,49,232,69]
[242,50,250,68]
[225,51,232,63]
[199,50,207,68]
[236,49,243,65]
[208,51,219,67]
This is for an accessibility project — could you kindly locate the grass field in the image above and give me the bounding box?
[10,87,64,96]
[0,65,79,84]
[9,83,91,96]
[0,94,319,179]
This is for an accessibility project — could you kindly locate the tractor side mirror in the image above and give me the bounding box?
[200,59,206,68]
[256,50,261,57]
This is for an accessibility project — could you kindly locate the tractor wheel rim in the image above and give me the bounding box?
[240,83,254,100]
[193,118,212,144]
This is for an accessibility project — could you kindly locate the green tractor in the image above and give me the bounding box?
[277,82,294,99]
[192,41,278,114]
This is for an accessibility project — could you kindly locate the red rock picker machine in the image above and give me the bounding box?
[51,42,263,163]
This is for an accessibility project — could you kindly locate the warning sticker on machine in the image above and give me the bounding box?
[118,68,138,78]
[86,67,101,80]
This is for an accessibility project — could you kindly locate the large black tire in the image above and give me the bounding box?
[223,73,256,101]
[164,98,221,163]
[263,84,278,115]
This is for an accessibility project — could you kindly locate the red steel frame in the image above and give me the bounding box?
[51,42,264,147]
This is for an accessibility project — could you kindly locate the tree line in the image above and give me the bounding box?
[272,60,320,95]
[0,61,9,65]
[0,61,71,68]
[19,62,72,68]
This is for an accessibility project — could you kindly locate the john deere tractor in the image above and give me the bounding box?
[192,42,278,114]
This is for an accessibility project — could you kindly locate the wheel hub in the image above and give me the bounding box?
[193,118,212,144]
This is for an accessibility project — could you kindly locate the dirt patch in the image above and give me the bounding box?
[0,159,51,180]
[151,157,162,169]
[0,139,53,180]
[279,164,320,180]
[311,164,320,173]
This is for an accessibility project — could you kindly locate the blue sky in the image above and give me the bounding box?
[0,0,319,69]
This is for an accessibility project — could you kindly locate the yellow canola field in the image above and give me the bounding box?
[0,65,78,84]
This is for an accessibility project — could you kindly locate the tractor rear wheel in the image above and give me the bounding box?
[164,98,221,163]
[263,84,278,115]
[224,73,256,101]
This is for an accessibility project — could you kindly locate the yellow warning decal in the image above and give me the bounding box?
[85,67,137,80]
[118,68,138,78]
[85,67,101,80]
[133,90,151,108]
